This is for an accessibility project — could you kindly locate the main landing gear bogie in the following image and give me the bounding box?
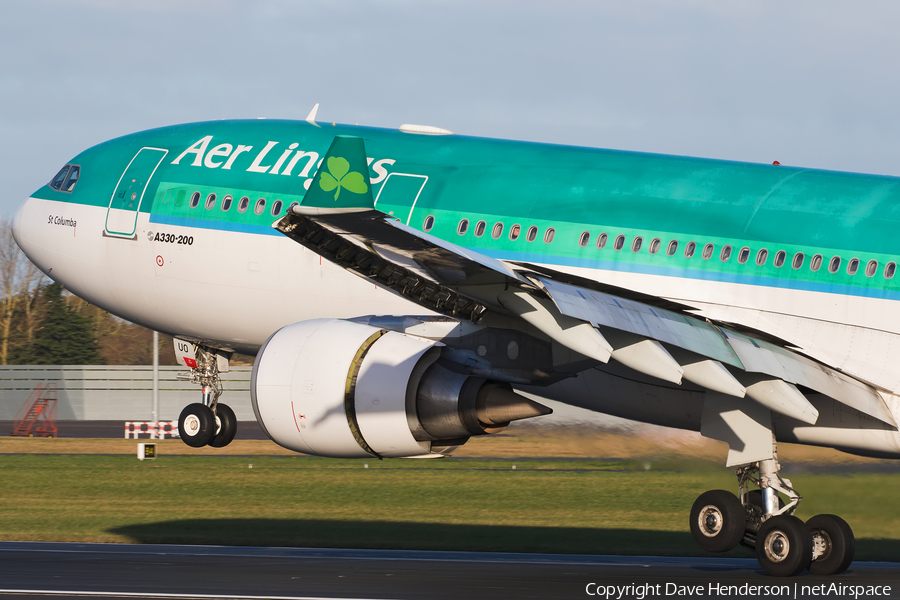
[688,457,855,577]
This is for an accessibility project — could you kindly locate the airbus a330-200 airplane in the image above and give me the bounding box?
[12,108,900,577]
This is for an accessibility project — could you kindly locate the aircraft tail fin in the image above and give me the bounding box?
[299,136,374,211]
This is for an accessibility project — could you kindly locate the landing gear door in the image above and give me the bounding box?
[174,339,198,369]
[105,147,168,239]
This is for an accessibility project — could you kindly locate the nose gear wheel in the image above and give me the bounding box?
[176,345,238,447]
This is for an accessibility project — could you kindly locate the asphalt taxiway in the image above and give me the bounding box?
[0,542,898,600]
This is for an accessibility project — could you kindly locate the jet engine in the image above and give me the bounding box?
[251,319,551,458]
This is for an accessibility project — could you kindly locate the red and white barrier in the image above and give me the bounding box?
[125,421,180,439]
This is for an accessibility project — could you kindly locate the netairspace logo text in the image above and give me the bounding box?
[585,582,893,599]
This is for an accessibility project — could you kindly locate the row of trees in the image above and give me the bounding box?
[0,219,177,365]
[1,219,256,366]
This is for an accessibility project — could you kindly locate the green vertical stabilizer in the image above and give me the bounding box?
[300,136,374,210]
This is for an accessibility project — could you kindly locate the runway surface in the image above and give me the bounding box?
[0,542,897,600]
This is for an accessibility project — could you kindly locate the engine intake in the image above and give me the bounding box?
[251,319,551,458]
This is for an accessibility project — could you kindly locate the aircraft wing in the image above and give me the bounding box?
[274,135,898,429]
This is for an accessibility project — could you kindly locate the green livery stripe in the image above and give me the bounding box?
[30,119,900,301]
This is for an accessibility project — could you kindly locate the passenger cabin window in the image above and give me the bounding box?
[847,258,859,275]
[810,254,823,272]
[423,215,435,232]
[792,252,804,269]
[492,222,504,239]
[271,200,283,216]
[205,193,217,210]
[720,245,732,262]
[756,249,768,266]
[175,190,186,206]
[509,224,521,240]
[702,243,714,260]
[543,228,555,243]
[886,262,896,279]
[774,250,786,268]
[189,192,201,208]
[866,259,878,277]
[649,238,661,254]
[254,198,266,215]
[474,220,486,237]
[49,164,80,192]
[597,233,608,249]
[579,231,590,247]
[526,226,538,242]
[684,241,696,258]
[287,201,299,213]
[828,256,841,274]
[221,195,233,211]
[457,219,469,235]
[667,240,678,256]
[238,196,250,213]
[614,235,625,251]
[632,237,643,252]
[738,247,750,264]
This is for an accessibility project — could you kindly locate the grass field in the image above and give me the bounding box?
[1,426,898,560]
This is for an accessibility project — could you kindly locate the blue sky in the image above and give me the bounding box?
[3,1,900,216]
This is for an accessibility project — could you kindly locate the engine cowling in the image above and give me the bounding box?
[251,319,551,458]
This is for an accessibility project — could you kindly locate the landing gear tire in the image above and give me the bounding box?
[807,514,855,576]
[178,403,214,448]
[208,403,237,448]
[756,514,812,577]
[690,490,745,552]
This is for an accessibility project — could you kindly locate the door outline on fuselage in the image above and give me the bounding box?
[104,147,168,239]
[373,173,428,226]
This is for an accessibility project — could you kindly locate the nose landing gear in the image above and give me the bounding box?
[175,342,238,448]
[689,454,855,577]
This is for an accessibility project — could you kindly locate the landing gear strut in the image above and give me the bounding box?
[176,344,237,448]
[689,451,855,577]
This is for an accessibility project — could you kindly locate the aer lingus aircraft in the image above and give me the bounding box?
[12,108,900,577]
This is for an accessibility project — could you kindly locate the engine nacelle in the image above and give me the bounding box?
[251,319,550,458]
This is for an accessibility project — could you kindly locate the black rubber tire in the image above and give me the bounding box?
[689,490,745,552]
[756,514,812,577]
[178,403,214,448]
[208,403,238,448]
[807,514,855,575]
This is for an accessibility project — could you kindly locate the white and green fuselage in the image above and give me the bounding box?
[13,119,900,453]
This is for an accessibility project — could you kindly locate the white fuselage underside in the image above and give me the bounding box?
[16,197,900,397]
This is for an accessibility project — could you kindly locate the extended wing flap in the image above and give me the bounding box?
[538,277,895,426]
[723,329,898,427]
[537,277,744,368]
